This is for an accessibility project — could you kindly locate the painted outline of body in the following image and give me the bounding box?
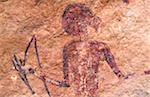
[12,3,124,97]
[62,40,124,96]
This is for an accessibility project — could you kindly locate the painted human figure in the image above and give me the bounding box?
[62,3,124,97]
[12,3,125,97]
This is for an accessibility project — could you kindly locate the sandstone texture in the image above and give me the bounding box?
[0,0,150,97]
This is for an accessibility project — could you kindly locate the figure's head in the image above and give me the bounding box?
[62,3,101,36]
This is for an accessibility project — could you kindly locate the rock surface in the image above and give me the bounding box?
[0,0,150,97]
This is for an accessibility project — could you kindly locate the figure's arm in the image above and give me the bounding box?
[28,44,70,87]
[99,43,124,78]
[62,45,70,87]
[29,45,70,88]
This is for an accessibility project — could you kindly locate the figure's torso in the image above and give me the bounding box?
[66,40,106,96]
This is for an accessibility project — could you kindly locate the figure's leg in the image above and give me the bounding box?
[102,48,124,78]
[12,54,35,94]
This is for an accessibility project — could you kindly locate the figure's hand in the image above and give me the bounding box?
[59,81,70,87]
[123,73,135,79]
[117,72,136,80]
[114,70,125,78]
